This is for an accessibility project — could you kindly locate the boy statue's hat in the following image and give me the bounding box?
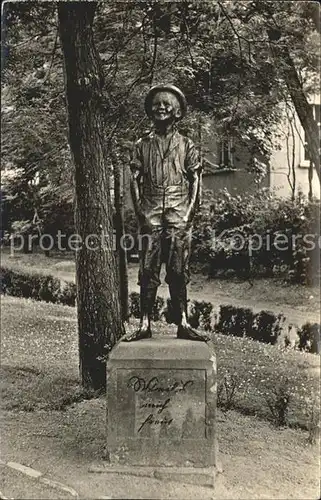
[144,84,187,119]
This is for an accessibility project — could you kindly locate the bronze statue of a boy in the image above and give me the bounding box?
[123,84,209,342]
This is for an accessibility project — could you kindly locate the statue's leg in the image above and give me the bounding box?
[175,284,211,342]
[166,227,210,342]
[122,226,162,342]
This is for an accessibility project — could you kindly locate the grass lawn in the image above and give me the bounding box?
[1,296,319,430]
[1,295,320,499]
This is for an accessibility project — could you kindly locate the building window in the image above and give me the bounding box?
[301,103,321,167]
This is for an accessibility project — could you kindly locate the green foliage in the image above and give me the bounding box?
[152,295,165,322]
[1,266,76,306]
[297,323,321,354]
[1,266,59,302]
[2,3,71,235]
[128,292,165,321]
[305,397,321,445]
[189,300,213,331]
[250,310,286,345]
[217,371,242,412]
[217,305,285,345]
[217,305,254,338]
[2,1,320,235]
[265,380,292,427]
[59,281,77,307]
[2,293,319,429]
[192,189,320,283]
[129,291,140,318]
[162,298,213,329]
[2,267,321,354]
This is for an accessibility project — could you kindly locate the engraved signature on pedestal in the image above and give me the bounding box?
[127,376,193,393]
[127,376,194,434]
[140,397,171,414]
[137,413,173,433]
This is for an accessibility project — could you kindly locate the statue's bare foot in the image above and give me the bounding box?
[177,324,211,342]
[122,326,152,342]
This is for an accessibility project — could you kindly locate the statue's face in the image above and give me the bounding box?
[151,91,181,123]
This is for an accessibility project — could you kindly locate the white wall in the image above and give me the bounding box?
[269,97,320,200]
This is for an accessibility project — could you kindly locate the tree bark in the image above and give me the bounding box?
[308,159,313,201]
[58,2,124,390]
[113,158,129,321]
[270,41,320,183]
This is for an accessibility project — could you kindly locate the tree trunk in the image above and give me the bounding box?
[113,158,129,321]
[288,116,296,200]
[58,2,124,390]
[270,41,320,183]
[308,159,313,201]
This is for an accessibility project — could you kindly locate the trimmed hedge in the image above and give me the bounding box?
[1,267,76,306]
[1,266,320,353]
[216,305,285,345]
[217,305,254,338]
[297,323,321,354]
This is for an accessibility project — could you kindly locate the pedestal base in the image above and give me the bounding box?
[106,335,218,482]
[89,464,216,488]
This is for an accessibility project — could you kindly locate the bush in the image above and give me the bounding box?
[38,275,61,303]
[129,295,214,331]
[191,188,320,283]
[0,267,76,305]
[129,292,140,318]
[5,267,319,354]
[217,305,254,338]
[217,371,242,411]
[59,282,77,306]
[217,305,236,335]
[189,300,213,331]
[249,310,285,345]
[216,305,285,344]
[129,292,165,321]
[151,296,165,322]
[305,397,321,445]
[298,323,321,354]
[265,380,291,427]
[162,299,213,329]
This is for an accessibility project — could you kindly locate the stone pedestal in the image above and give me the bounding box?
[105,335,217,486]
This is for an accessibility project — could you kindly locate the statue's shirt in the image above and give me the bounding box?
[130,131,201,227]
